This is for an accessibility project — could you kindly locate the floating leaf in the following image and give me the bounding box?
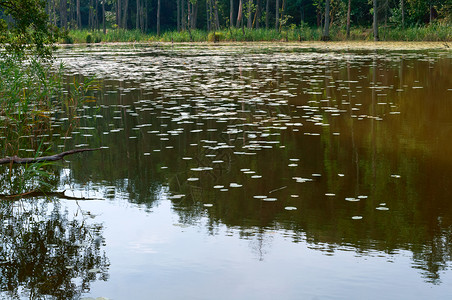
[376,207,389,211]
[345,197,359,202]
[285,206,297,210]
[229,183,242,188]
[262,198,277,202]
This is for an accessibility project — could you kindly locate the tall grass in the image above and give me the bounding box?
[0,56,63,147]
[65,23,451,44]
[0,55,98,195]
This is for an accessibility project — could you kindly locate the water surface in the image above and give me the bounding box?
[1,44,452,299]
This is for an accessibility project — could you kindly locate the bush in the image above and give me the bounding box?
[86,34,92,43]
[208,32,222,42]
[64,35,74,44]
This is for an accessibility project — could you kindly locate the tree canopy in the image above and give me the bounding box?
[0,0,60,57]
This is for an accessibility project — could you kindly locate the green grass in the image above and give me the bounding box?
[64,23,452,44]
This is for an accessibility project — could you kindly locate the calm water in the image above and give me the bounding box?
[1,44,452,299]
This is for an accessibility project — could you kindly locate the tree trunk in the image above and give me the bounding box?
[385,0,388,26]
[275,0,279,29]
[145,0,148,31]
[140,1,145,31]
[247,0,252,28]
[230,0,234,27]
[322,0,330,40]
[214,0,220,29]
[103,0,106,33]
[60,0,67,28]
[237,0,243,27]
[53,0,57,25]
[265,0,269,28]
[89,0,94,30]
[300,4,304,23]
[401,0,404,29]
[177,0,181,31]
[373,0,378,41]
[254,0,260,28]
[188,1,191,29]
[123,0,129,29]
[429,3,433,23]
[117,0,122,28]
[192,3,198,29]
[157,0,161,35]
[279,0,285,31]
[136,0,140,30]
[206,0,210,31]
[346,0,351,38]
[76,0,81,28]
[182,0,186,30]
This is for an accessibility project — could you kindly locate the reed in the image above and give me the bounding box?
[0,55,98,194]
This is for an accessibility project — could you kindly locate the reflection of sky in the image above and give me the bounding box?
[66,197,452,300]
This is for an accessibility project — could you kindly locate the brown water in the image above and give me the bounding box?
[1,44,452,299]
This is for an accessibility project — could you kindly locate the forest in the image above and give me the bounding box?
[22,0,452,41]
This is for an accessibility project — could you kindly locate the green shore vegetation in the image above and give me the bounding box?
[66,23,452,44]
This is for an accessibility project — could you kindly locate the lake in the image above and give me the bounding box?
[1,43,452,299]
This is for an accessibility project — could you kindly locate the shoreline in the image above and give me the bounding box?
[57,40,452,51]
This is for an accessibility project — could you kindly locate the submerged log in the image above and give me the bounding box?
[0,148,102,165]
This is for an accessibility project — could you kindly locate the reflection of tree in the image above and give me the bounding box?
[412,227,452,285]
[0,200,108,299]
[0,165,61,196]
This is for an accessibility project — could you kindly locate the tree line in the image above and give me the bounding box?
[44,0,451,36]
[1,0,451,44]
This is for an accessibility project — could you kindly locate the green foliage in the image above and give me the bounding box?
[0,0,60,58]
[68,23,452,44]
[86,34,93,43]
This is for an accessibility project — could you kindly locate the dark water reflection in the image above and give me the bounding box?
[2,44,452,299]
[0,198,108,299]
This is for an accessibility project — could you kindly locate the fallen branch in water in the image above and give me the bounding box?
[0,190,101,201]
[0,148,102,165]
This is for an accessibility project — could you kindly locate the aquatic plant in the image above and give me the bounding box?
[0,55,99,195]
